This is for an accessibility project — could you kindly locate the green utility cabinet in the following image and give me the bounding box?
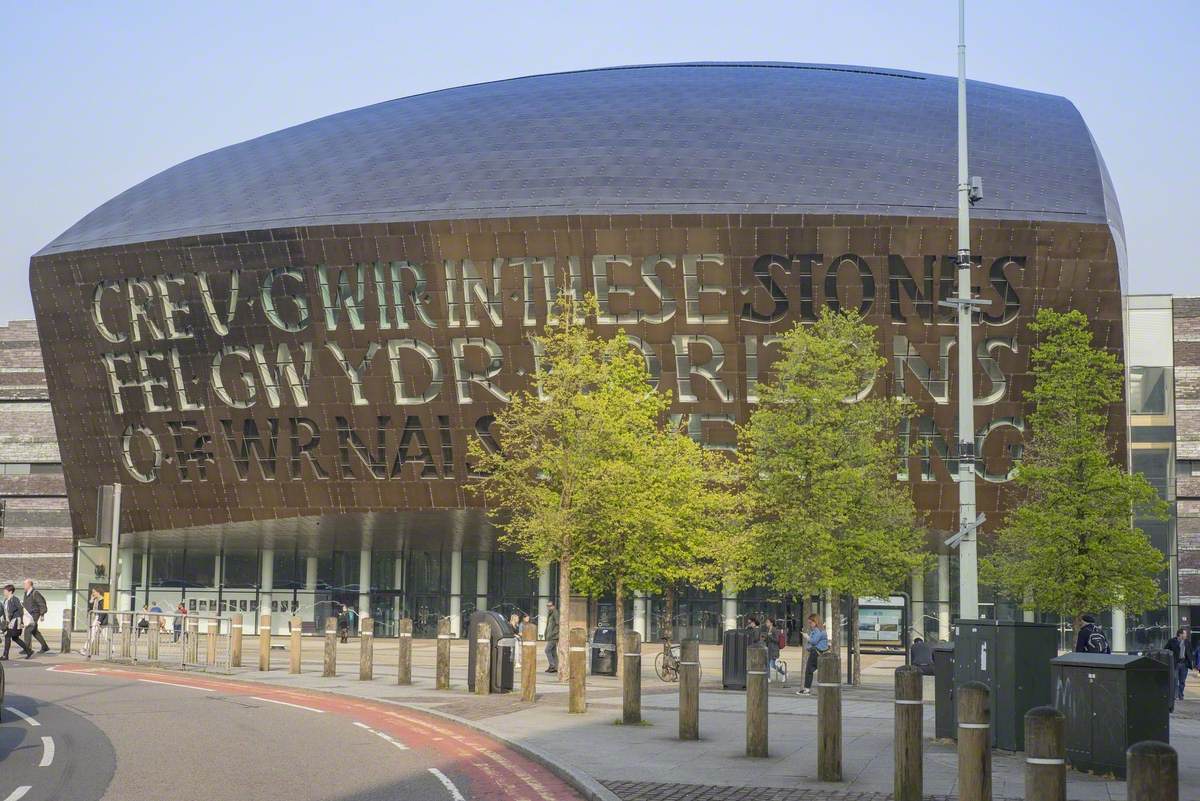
[1050,653,1170,779]
[953,619,1058,751]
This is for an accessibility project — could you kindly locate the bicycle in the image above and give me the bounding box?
[654,636,703,683]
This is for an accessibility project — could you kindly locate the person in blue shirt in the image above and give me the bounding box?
[797,613,830,696]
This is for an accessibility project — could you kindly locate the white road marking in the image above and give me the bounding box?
[428,768,466,801]
[250,696,324,714]
[138,678,212,692]
[5,707,40,726]
[40,736,55,767]
[2,787,31,801]
[352,720,409,750]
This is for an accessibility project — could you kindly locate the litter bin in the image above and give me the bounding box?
[954,619,1057,751]
[722,629,749,690]
[1145,648,1176,713]
[933,643,955,739]
[591,627,617,675]
[467,610,516,693]
[1051,653,1170,779]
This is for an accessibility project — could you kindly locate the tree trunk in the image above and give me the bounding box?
[665,586,676,642]
[827,591,840,653]
[849,596,861,686]
[558,554,571,682]
[615,578,625,680]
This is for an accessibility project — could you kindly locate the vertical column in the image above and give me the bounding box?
[1111,608,1127,653]
[476,556,489,614]
[140,547,151,606]
[937,554,951,641]
[260,548,274,635]
[722,579,738,631]
[258,612,271,671]
[118,547,135,612]
[632,592,647,641]
[522,624,537,702]
[746,643,768,757]
[910,568,925,642]
[622,631,641,723]
[678,639,700,739]
[358,548,371,623]
[213,552,222,606]
[537,564,551,638]
[957,681,992,801]
[894,665,924,801]
[436,617,451,689]
[449,550,463,637]
[305,556,318,592]
[474,621,491,695]
[393,555,405,626]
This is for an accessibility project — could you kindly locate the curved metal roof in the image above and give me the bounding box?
[37,62,1122,256]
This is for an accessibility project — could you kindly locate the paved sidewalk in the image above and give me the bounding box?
[82,636,1200,801]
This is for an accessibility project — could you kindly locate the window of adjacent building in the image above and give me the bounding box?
[1178,460,1200,478]
[1129,367,1168,416]
[0,463,62,475]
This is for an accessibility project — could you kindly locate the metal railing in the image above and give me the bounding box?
[85,611,232,673]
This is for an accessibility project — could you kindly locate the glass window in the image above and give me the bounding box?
[1129,367,1168,415]
[273,551,302,589]
[182,551,215,588]
[150,549,185,587]
[223,551,259,588]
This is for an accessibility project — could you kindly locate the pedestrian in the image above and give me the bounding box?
[137,603,151,636]
[763,617,782,682]
[339,605,353,643]
[509,612,522,669]
[80,588,106,656]
[544,601,560,673]
[1167,628,1194,701]
[1074,614,1111,654]
[744,614,761,644]
[2,584,34,659]
[21,579,50,654]
[797,613,830,696]
[149,600,166,633]
[173,602,186,642]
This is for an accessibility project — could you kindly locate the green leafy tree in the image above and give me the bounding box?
[468,293,682,679]
[736,308,926,675]
[985,309,1167,626]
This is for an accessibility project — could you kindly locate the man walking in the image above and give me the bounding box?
[544,600,560,673]
[2,584,33,659]
[22,578,50,654]
[1167,628,1194,701]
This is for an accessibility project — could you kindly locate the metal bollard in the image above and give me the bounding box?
[1127,741,1178,801]
[746,643,768,757]
[147,615,160,662]
[230,613,243,667]
[622,631,641,724]
[289,617,302,674]
[894,665,923,801]
[360,617,374,681]
[435,617,451,690]
[521,624,537,702]
[475,622,491,695]
[678,638,700,740]
[259,613,272,671]
[206,621,218,666]
[957,681,992,801]
[61,608,73,653]
[817,652,842,781]
[568,627,587,713]
[397,618,412,685]
[323,616,338,677]
[1024,706,1065,801]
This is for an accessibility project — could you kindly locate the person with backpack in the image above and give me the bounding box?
[763,617,787,683]
[1074,614,1111,654]
[1167,628,1194,701]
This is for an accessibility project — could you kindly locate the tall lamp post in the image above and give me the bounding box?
[944,0,986,621]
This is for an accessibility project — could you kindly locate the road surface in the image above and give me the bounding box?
[0,657,585,801]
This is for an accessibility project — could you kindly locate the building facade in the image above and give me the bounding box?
[27,63,1128,641]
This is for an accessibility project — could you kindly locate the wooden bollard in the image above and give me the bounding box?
[436,617,451,689]
[397,618,412,685]
[289,617,302,674]
[521,624,537,701]
[206,621,218,665]
[894,665,923,801]
[957,681,992,801]
[230,613,243,667]
[323,616,338,677]
[360,617,374,681]
[186,617,198,664]
[1024,706,1065,801]
[622,631,641,724]
[61,608,73,653]
[475,621,491,695]
[258,613,271,671]
[147,615,160,662]
[120,613,132,658]
[746,643,768,757]
[568,627,587,713]
[1128,741,1178,801]
[678,638,700,739]
[817,651,842,781]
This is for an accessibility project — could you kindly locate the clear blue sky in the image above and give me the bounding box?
[2,2,1196,323]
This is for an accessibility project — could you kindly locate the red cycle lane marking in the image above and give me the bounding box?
[51,663,581,801]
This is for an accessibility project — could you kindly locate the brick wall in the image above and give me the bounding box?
[0,319,72,589]
[1174,299,1200,604]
